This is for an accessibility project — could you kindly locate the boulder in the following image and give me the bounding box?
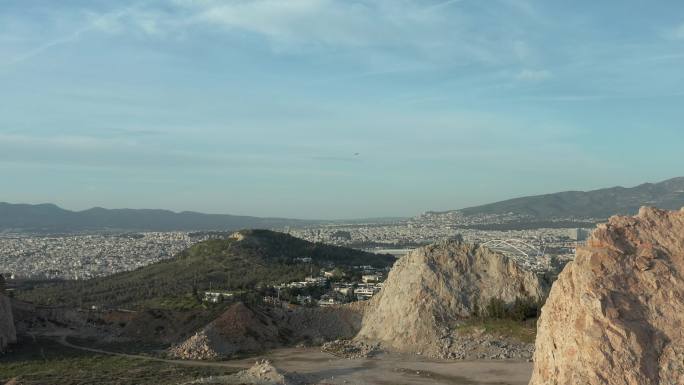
[356,238,549,357]
[530,207,684,385]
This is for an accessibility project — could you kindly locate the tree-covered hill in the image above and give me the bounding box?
[18,230,395,308]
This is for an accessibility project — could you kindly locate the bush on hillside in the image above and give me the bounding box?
[473,296,542,321]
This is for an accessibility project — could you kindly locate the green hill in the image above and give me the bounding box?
[18,230,394,309]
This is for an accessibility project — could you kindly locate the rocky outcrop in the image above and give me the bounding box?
[530,207,684,385]
[0,294,17,352]
[355,239,549,357]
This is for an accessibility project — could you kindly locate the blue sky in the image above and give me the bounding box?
[1,0,683,219]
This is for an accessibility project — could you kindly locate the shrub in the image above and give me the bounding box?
[485,297,507,319]
[483,296,541,321]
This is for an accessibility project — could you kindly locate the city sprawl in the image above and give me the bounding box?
[0,232,220,280]
[1,217,589,280]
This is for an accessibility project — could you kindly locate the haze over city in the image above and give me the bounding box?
[2,1,684,218]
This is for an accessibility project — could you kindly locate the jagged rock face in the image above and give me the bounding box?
[355,240,548,356]
[530,207,684,385]
[0,295,17,352]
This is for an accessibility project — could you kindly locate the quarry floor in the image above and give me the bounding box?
[254,347,533,385]
[57,333,532,385]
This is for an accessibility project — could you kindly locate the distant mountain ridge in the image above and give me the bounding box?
[0,202,316,233]
[433,177,684,221]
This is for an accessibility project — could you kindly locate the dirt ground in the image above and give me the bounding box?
[52,331,532,385]
[236,347,533,385]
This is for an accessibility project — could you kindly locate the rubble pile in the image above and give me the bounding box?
[441,333,534,360]
[321,339,380,359]
[184,360,308,385]
[168,330,219,360]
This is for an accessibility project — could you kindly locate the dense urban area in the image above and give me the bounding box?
[0,232,222,280]
[1,214,588,288]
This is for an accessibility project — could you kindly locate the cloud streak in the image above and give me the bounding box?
[3,0,540,70]
[516,68,551,81]
[6,4,144,65]
[0,133,261,169]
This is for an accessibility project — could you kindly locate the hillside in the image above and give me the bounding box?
[429,177,684,222]
[0,203,316,233]
[0,295,16,353]
[18,230,395,308]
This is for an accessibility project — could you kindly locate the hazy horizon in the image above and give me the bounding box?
[2,1,684,218]
[3,175,681,220]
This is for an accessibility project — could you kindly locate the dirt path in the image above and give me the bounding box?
[55,335,249,369]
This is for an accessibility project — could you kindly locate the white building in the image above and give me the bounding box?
[203,291,234,303]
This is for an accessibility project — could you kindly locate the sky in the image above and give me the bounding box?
[1,0,684,219]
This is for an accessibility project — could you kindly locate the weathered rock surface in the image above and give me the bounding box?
[530,207,684,385]
[0,295,17,352]
[355,238,549,357]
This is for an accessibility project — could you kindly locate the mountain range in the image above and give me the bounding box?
[438,176,684,221]
[3,177,684,232]
[0,203,316,233]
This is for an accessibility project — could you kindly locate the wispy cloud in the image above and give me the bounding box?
[421,0,465,13]
[516,68,551,81]
[3,0,540,70]
[667,21,684,40]
[0,133,259,169]
[6,4,142,65]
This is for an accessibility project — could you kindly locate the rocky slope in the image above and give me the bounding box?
[355,238,549,357]
[530,207,684,385]
[170,301,366,360]
[0,295,17,352]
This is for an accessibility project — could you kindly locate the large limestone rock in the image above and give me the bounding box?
[355,239,549,356]
[530,207,684,385]
[0,294,17,352]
